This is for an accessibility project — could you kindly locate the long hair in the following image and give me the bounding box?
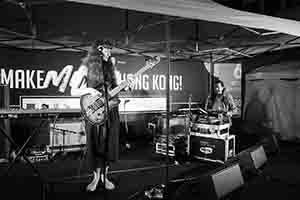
[208,80,227,107]
[81,41,102,67]
[81,40,117,88]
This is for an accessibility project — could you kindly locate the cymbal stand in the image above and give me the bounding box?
[186,95,192,156]
[188,94,192,121]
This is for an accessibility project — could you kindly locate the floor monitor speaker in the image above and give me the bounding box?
[237,145,267,173]
[173,163,244,200]
[260,134,280,155]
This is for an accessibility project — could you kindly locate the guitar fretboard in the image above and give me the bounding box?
[108,59,158,98]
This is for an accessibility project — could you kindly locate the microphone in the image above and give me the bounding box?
[97,45,104,52]
[124,99,130,104]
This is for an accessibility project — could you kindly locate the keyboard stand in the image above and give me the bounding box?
[0,118,51,200]
[0,109,82,200]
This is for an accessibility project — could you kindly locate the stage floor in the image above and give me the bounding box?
[0,136,223,200]
[1,133,299,200]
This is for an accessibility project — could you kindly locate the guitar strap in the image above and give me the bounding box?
[79,76,87,88]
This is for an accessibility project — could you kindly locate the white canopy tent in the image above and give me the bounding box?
[69,0,300,36]
[244,62,300,141]
[68,0,300,141]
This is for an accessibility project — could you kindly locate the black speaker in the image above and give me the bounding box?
[0,84,10,159]
[173,163,244,200]
[237,145,268,174]
[0,84,9,108]
[260,134,280,155]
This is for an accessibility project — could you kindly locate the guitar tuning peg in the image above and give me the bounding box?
[154,56,161,62]
[144,56,152,61]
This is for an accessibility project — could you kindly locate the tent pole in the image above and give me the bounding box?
[164,16,171,199]
[209,53,215,97]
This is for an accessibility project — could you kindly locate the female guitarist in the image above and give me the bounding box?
[70,40,120,191]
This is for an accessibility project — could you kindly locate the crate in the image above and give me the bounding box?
[190,122,230,137]
[155,142,175,156]
[190,131,229,140]
[189,134,235,163]
[155,134,188,157]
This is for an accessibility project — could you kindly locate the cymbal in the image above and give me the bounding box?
[178,108,202,111]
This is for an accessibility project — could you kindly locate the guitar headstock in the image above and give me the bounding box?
[145,56,161,69]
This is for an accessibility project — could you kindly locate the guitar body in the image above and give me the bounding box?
[80,93,119,125]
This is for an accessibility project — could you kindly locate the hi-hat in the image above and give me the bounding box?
[178,108,199,111]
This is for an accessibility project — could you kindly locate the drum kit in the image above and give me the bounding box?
[153,96,232,158]
[156,106,226,135]
[154,106,210,158]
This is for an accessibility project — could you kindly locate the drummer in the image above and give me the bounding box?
[205,80,237,122]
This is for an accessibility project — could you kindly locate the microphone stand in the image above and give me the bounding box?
[101,56,111,196]
[124,100,131,150]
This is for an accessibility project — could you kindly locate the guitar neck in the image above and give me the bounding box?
[108,65,150,98]
[108,81,129,98]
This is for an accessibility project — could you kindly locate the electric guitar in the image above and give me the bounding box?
[80,56,160,125]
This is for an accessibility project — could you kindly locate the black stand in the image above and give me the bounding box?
[101,56,112,197]
[164,17,171,200]
[0,120,48,177]
[0,118,50,200]
[123,100,131,150]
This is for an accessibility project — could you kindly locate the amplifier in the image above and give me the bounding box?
[28,154,49,163]
[47,144,85,153]
[189,134,235,163]
[48,120,86,153]
[27,149,49,163]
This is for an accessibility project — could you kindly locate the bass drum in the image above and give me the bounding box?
[157,114,190,135]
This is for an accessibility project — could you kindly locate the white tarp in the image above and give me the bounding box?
[244,62,300,141]
[69,0,300,36]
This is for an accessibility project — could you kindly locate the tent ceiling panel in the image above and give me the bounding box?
[68,0,300,36]
[1,0,300,62]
